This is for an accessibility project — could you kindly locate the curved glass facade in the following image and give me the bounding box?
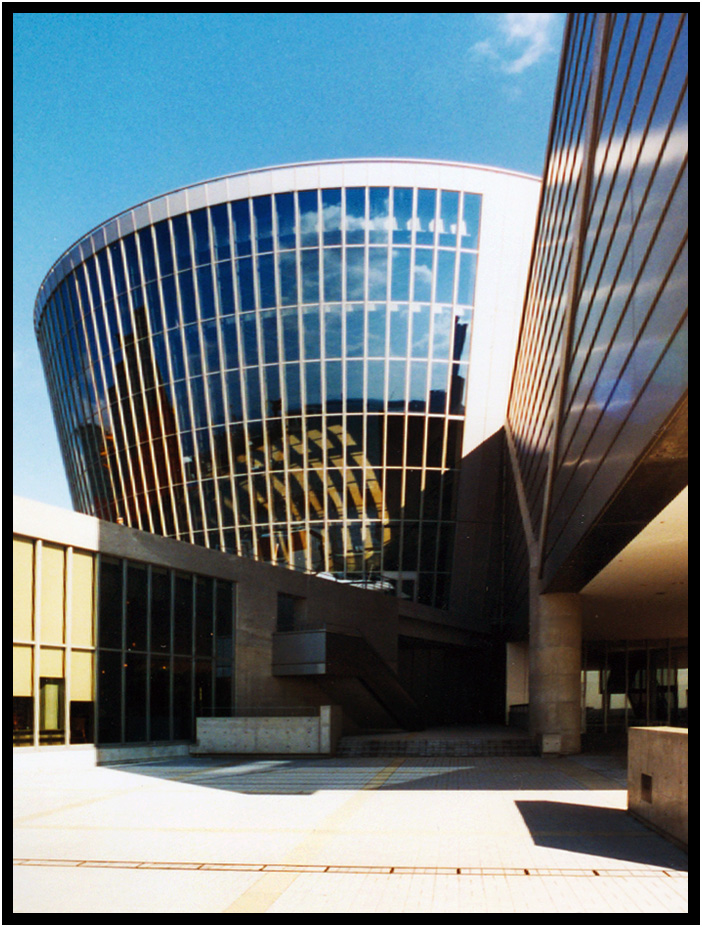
[35,161,536,609]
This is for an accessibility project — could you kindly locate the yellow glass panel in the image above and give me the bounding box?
[69,650,94,701]
[71,551,95,647]
[40,678,64,732]
[40,544,65,644]
[13,538,34,640]
[13,645,33,696]
[40,647,64,678]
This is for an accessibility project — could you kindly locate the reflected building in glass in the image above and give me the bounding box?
[35,160,540,610]
[504,12,688,753]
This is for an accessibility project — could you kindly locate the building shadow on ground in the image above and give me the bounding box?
[115,754,620,795]
[514,800,688,871]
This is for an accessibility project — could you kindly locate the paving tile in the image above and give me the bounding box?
[13,750,688,914]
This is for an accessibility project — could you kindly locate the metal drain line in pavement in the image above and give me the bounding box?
[13,859,686,878]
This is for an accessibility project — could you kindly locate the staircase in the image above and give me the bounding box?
[272,626,424,731]
[335,727,537,757]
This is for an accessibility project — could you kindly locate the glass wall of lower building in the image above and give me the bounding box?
[13,537,96,746]
[582,639,688,732]
[96,556,236,745]
[12,534,235,747]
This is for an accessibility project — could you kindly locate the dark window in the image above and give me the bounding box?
[282,310,300,362]
[172,214,192,271]
[173,574,193,655]
[97,650,122,744]
[125,562,147,652]
[214,581,234,663]
[154,221,174,276]
[70,701,94,744]
[13,696,33,746]
[275,192,296,250]
[179,270,198,325]
[197,265,216,320]
[277,592,305,632]
[98,557,122,649]
[124,654,147,742]
[151,567,171,652]
[210,203,231,261]
[138,226,157,282]
[150,657,171,741]
[109,241,127,296]
[195,660,213,717]
[195,577,214,657]
[258,253,276,308]
[253,196,273,253]
[191,209,211,265]
[231,200,252,257]
[216,261,235,316]
[241,314,259,366]
[236,257,255,313]
[172,658,192,739]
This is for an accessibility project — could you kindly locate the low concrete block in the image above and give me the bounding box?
[540,734,562,754]
[192,707,343,755]
[628,726,688,850]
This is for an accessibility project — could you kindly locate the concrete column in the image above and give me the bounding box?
[529,581,582,754]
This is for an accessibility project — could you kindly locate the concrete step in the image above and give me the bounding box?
[335,737,537,758]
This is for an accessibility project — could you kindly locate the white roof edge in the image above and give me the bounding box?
[140,158,542,202]
[93,159,542,225]
[34,158,541,322]
[13,496,100,551]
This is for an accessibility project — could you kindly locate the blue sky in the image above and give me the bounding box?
[13,11,565,509]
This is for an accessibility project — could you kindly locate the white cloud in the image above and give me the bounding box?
[472,13,560,75]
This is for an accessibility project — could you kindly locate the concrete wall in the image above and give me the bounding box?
[233,563,401,714]
[449,430,505,628]
[192,706,343,755]
[628,726,688,850]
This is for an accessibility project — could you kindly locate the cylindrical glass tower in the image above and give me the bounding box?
[35,159,539,609]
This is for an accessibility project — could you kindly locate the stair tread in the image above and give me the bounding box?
[335,737,536,757]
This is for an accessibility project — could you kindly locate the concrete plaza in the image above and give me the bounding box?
[13,747,688,915]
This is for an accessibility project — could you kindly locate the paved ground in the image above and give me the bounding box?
[13,751,688,915]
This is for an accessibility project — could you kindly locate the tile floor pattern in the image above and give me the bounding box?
[13,752,688,915]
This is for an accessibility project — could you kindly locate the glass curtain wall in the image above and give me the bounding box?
[96,556,235,745]
[36,181,482,609]
[582,639,688,732]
